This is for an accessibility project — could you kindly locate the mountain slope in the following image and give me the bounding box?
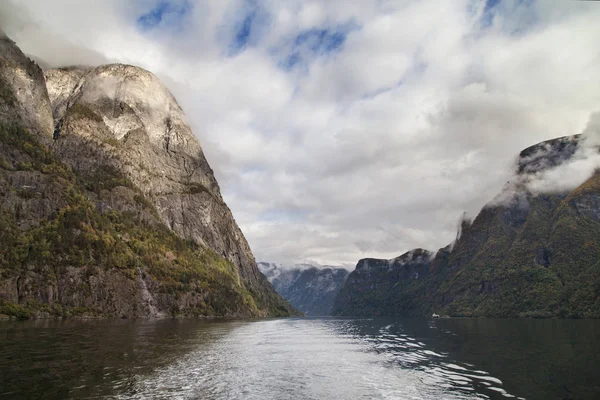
[44,64,263,289]
[331,249,433,317]
[0,34,296,319]
[333,135,600,318]
[259,262,349,315]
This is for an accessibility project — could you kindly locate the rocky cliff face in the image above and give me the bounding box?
[0,34,295,319]
[259,262,349,315]
[0,34,53,141]
[333,135,600,318]
[44,64,264,287]
[517,135,581,174]
[331,249,433,316]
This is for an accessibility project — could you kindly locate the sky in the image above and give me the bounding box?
[1,0,600,268]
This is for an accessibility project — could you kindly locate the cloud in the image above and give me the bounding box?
[2,0,600,267]
[136,0,192,32]
[488,112,600,209]
[0,1,113,66]
[525,114,600,195]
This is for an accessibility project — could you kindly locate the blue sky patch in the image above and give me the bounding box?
[484,0,502,13]
[137,0,191,31]
[478,0,538,33]
[228,0,271,56]
[480,0,502,28]
[278,23,358,71]
[294,28,347,53]
[234,12,255,49]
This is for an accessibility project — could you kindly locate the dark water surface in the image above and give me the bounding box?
[1,317,599,399]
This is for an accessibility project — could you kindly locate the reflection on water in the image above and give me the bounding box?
[1,318,599,399]
[0,319,237,399]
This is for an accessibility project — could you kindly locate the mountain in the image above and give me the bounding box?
[331,249,433,317]
[0,33,296,319]
[258,262,349,316]
[258,262,304,296]
[332,134,600,318]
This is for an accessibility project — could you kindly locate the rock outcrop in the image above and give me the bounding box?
[331,249,432,316]
[0,34,296,319]
[44,64,269,290]
[259,262,349,315]
[333,135,600,318]
[0,33,53,141]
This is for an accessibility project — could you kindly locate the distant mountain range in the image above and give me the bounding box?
[258,263,349,316]
[333,134,600,318]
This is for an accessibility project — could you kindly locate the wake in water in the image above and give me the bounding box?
[114,318,520,400]
[348,320,522,399]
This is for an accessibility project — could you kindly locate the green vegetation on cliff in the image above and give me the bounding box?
[429,178,600,318]
[0,122,293,319]
[333,158,600,318]
[0,32,297,319]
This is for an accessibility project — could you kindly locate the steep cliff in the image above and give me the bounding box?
[259,262,349,315]
[331,249,433,317]
[0,34,295,319]
[0,33,53,141]
[44,64,264,289]
[333,135,600,318]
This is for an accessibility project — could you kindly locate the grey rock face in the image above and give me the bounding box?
[43,66,89,123]
[0,34,295,318]
[258,262,349,315]
[517,135,581,174]
[0,35,53,142]
[0,34,61,232]
[44,64,264,290]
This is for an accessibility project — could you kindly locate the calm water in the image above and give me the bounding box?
[1,318,599,400]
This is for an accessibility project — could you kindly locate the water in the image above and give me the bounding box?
[1,318,599,400]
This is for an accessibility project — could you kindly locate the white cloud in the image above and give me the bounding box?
[523,114,600,196]
[2,0,600,267]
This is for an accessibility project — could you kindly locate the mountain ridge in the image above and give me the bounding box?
[0,34,296,319]
[332,133,600,318]
[259,262,349,316]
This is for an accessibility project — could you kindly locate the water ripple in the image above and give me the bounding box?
[105,318,517,400]
[6,318,598,399]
